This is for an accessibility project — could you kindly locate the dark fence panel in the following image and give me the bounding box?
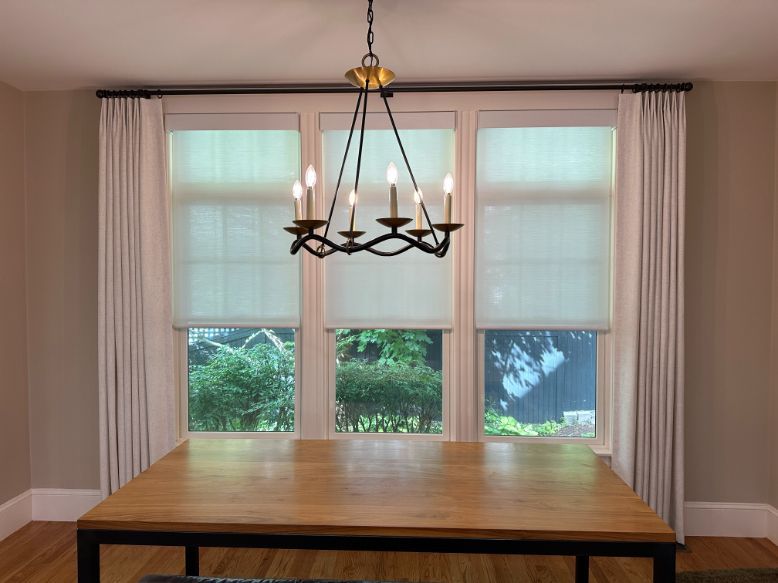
[484,330,596,424]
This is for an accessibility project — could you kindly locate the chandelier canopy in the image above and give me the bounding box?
[283,0,463,258]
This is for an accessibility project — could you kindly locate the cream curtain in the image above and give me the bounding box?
[612,91,686,542]
[98,97,175,497]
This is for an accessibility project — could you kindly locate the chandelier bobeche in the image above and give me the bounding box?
[283,0,463,258]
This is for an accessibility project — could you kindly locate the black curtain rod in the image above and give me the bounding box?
[95,81,693,99]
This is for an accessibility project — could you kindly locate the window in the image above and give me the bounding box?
[168,96,617,449]
[335,329,444,434]
[169,114,301,436]
[321,113,455,437]
[475,112,615,441]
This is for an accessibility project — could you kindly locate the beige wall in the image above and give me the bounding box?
[0,82,31,504]
[24,91,101,489]
[685,82,777,503]
[772,89,778,509]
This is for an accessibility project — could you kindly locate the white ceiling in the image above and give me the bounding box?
[1,0,777,91]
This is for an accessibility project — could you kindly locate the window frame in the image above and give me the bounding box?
[167,91,619,453]
[476,330,612,453]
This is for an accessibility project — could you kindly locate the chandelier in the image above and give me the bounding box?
[283,0,463,258]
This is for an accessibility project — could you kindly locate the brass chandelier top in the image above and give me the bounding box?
[283,0,463,258]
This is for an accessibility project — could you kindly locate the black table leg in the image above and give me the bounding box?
[185,546,200,576]
[77,530,100,583]
[575,555,589,583]
[653,543,676,583]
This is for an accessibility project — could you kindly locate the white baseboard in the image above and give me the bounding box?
[31,488,102,522]
[768,505,778,546]
[0,490,32,542]
[0,488,102,542]
[685,501,778,539]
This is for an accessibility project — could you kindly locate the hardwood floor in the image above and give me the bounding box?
[1,522,777,582]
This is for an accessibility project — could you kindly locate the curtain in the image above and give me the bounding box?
[612,91,686,542]
[98,97,175,497]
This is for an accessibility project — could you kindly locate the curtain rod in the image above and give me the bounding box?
[95,81,693,99]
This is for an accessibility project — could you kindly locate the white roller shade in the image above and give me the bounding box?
[476,114,614,330]
[322,113,454,329]
[170,114,301,327]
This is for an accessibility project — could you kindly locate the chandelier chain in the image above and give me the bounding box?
[366,0,375,60]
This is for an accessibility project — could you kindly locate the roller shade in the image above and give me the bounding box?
[322,113,455,329]
[475,111,614,329]
[170,114,301,327]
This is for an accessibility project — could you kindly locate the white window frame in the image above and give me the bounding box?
[476,331,612,453]
[167,91,619,452]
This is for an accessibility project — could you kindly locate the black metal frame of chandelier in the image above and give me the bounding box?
[289,229,451,258]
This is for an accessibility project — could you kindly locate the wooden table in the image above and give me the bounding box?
[77,439,676,582]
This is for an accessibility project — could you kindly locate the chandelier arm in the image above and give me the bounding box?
[322,85,365,241]
[434,239,451,258]
[350,79,370,232]
[301,242,340,258]
[379,89,440,246]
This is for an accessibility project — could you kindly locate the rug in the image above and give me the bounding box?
[676,568,778,582]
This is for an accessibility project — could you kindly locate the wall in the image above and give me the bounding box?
[24,91,101,490]
[0,82,31,505]
[772,89,778,510]
[685,82,777,504]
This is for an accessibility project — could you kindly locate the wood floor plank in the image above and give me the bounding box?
[1,522,777,582]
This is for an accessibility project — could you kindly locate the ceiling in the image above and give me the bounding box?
[1,0,777,91]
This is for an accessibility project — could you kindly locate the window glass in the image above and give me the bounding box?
[484,330,596,438]
[188,327,295,432]
[335,329,443,434]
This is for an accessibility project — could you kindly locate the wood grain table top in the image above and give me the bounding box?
[78,439,675,543]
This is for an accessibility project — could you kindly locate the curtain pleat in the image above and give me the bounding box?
[98,97,175,497]
[612,91,686,542]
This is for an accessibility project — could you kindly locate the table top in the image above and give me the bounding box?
[78,439,675,543]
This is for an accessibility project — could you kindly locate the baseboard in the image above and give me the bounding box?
[685,501,778,539]
[31,488,102,522]
[768,505,778,546]
[0,490,32,542]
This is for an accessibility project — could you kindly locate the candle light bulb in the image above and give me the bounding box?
[292,180,303,200]
[305,164,317,188]
[349,189,357,206]
[386,162,398,186]
[443,173,454,195]
[414,189,423,204]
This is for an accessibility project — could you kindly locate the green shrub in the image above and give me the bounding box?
[335,360,442,433]
[484,410,565,437]
[189,342,295,432]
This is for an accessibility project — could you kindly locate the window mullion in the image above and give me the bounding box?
[451,110,479,442]
[299,111,329,439]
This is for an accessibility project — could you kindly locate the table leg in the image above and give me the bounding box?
[77,530,100,583]
[575,555,589,583]
[653,543,676,583]
[185,546,200,576]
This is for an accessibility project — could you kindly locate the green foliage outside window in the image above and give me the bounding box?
[188,328,444,434]
[188,329,295,432]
